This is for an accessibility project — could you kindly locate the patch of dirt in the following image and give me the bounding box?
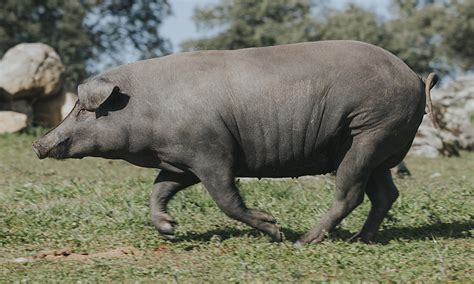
[152,245,169,254]
[12,246,143,263]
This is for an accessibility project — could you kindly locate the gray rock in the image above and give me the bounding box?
[0,43,65,100]
[0,99,33,117]
[60,92,77,120]
[11,257,33,263]
[33,92,77,127]
[0,100,33,126]
[408,75,474,157]
[0,111,27,133]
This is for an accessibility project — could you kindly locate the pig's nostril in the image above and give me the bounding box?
[32,144,43,159]
[32,141,48,159]
[32,138,71,160]
[32,145,41,159]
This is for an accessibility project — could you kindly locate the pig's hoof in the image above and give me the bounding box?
[262,225,282,242]
[259,222,282,242]
[261,220,282,242]
[249,210,277,224]
[271,230,284,242]
[247,209,282,241]
[152,213,177,240]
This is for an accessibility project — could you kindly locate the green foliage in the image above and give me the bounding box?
[182,0,473,75]
[85,0,172,70]
[384,3,443,74]
[181,0,319,51]
[384,0,474,74]
[318,5,385,46]
[1,133,473,281]
[435,0,474,70]
[0,0,171,90]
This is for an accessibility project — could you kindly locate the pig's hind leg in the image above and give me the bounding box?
[150,170,199,240]
[349,168,399,243]
[297,135,387,245]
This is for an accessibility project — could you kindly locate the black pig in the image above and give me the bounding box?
[33,41,438,244]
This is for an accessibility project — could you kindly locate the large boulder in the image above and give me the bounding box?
[33,92,77,127]
[0,43,65,100]
[409,75,474,157]
[0,111,28,133]
[60,92,77,120]
[0,100,33,126]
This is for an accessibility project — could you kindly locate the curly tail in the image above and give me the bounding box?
[424,73,439,129]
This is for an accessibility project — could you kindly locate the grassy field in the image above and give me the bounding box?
[1,131,473,282]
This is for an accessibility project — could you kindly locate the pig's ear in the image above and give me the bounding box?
[78,80,120,111]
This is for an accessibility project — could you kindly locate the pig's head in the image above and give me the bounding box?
[32,77,131,160]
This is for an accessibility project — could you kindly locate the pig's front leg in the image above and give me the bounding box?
[150,170,199,239]
[197,168,283,242]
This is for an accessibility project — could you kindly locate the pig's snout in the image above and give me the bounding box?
[32,140,50,159]
[32,137,71,160]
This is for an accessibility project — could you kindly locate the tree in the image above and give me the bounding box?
[182,0,473,76]
[317,5,386,47]
[380,0,474,74]
[0,0,171,90]
[86,0,172,71]
[432,0,474,71]
[383,3,443,74]
[181,0,319,51]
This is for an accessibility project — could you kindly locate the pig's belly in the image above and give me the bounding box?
[235,150,336,178]
[231,120,341,178]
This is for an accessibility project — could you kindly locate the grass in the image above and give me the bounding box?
[1,131,473,282]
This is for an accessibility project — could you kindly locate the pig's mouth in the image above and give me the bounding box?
[47,138,72,159]
[33,138,71,160]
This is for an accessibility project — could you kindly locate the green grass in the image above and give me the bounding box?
[1,132,473,282]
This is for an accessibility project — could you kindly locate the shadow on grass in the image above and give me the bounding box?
[326,220,473,244]
[176,220,473,244]
[375,219,473,244]
[177,227,302,243]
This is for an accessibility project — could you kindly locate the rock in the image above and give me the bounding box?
[61,92,77,119]
[408,74,474,157]
[11,257,33,263]
[430,172,442,178]
[0,100,33,125]
[0,111,28,133]
[410,117,445,158]
[0,43,65,100]
[0,99,30,113]
[33,95,63,127]
[33,92,77,127]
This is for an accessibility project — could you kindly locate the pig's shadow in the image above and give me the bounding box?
[374,220,473,244]
[177,220,472,244]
